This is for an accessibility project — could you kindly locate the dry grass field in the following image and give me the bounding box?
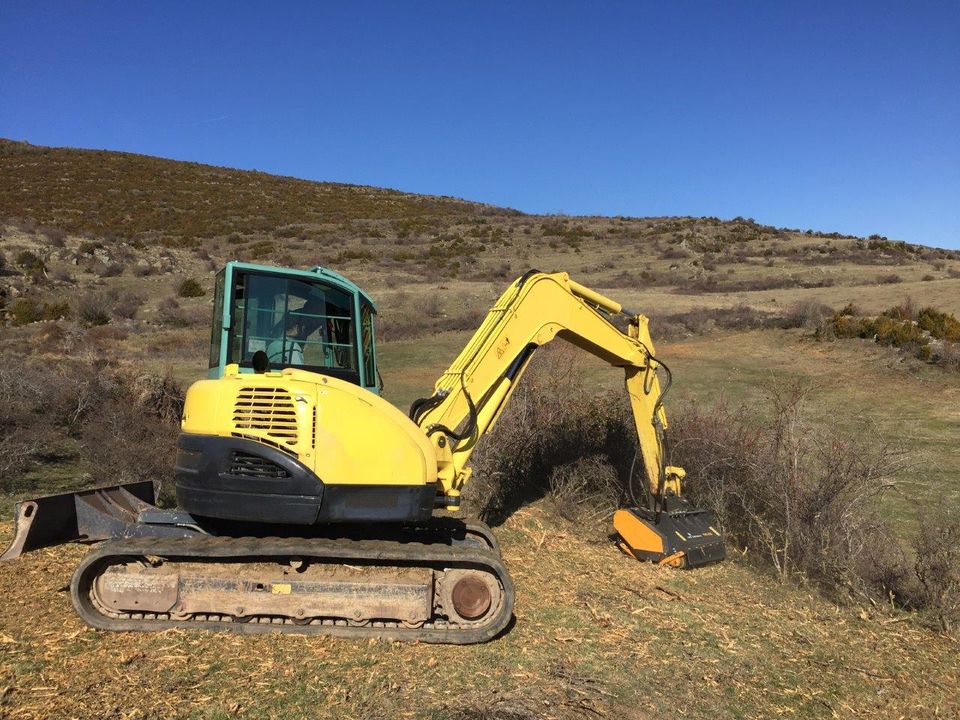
[1,139,959,718]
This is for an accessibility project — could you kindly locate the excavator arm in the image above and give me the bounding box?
[413,271,673,502]
[412,271,724,568]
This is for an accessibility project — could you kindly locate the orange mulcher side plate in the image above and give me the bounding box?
[614,507,725,569]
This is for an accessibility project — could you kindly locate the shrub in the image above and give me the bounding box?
[0,362,183,499]
[41,226,67,246]
[15,250,45,274]
[78,240,101,256]
[877,273,902,284]
[660,247,691,260]
[94,261,125,277]
[42,301,70,321]
[818,303,960,371]
[109,290,145,320]
[672,383,907,598]
[158,297,188,326]
[917,307,960,342]
[10,298,42,325]
[177,278,206,298]
[913,508,960,632]
[133,263,155,277]
[76,294,110,327]
[248,240,275,259]
[7,298,71,326]
[882,298,916,322]
[781,300,833,330]
[465,344,633,524]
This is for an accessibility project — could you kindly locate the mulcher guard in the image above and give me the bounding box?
[614,505,725,568]
[0,481,198,561]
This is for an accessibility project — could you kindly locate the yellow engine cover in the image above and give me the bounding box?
[181,365,438,489]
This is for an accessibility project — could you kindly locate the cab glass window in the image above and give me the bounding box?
[229,272,358,380]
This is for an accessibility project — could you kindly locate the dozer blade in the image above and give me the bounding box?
[1,481,157,561]
[614,506,725,568]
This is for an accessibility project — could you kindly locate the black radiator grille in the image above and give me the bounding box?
[228,451,290,479]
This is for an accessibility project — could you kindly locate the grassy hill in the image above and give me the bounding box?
[1,140,959,719]
[0,139,514,240]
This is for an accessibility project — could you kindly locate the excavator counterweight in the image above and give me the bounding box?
[2,263,723,643]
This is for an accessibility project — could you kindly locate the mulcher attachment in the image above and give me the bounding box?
[614,505,725,569]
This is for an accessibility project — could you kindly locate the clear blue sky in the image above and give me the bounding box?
[2,2,958,248]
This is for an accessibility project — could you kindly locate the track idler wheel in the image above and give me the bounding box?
[441,569,501,623]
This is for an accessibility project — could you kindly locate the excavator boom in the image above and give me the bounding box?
[407,270,724,568]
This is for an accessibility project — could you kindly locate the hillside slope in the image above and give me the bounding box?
[0,138,515,239]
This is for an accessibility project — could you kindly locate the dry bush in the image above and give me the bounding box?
[650,304,774,338]
[661,247,691,260]
[913,508,960,633]
[0,361,182,501]
[930,341,960,371]
[75,293,111,327]
[670,383,908,600]
[548,455,622,534]
[9,298,42,325]
[464,344,633,524]
[781,300,834,330]
[158,297,189,326]
[40,226,66,246]
[108,289,145,320]
[133,264,155,277]
[85,324,129,346]
[15,250,46,275]
[93,261,124,277]
[78,372,183,504]
[376,298,488,341]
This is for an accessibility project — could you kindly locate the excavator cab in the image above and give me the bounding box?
[209,262,380,393]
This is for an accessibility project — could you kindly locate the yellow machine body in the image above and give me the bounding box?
[182,364,436,489]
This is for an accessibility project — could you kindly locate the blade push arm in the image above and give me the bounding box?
[412,271,681,509]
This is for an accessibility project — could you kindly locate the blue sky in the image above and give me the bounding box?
[2,2,958,248]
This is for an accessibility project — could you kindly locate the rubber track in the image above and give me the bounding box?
[70,534,515,644]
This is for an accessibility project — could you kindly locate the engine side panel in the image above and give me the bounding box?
[181,366,438,489]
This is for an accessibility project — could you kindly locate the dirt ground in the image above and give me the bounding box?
[1,506,957,720]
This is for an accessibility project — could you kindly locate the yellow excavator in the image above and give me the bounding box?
[2,262,724,643]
